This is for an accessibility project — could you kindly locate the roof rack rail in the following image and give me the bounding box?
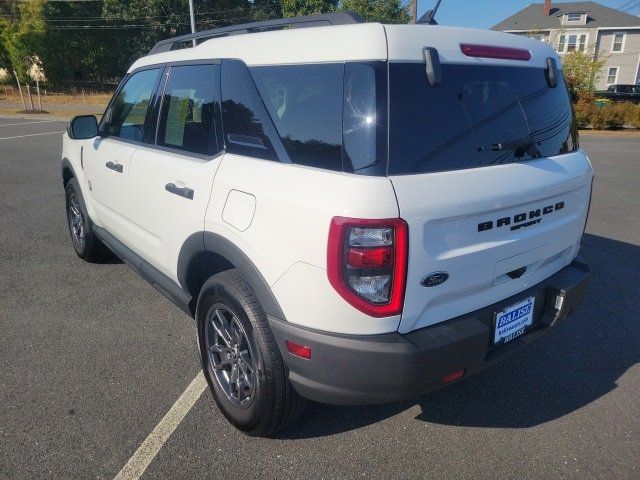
[148,12,364,55]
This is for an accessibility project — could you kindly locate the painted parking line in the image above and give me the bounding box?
[0,131,64,141]
[113,371,208,480]
[0,120,61,127]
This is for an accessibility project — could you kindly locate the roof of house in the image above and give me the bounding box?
[491,1,640,31]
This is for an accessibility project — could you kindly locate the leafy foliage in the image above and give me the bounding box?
[0,0,409,87]
[340,0,409,23]
[562,51,606,99]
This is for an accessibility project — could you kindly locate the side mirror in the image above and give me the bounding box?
[67,115,98,140]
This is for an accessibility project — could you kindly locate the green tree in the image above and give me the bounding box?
[339,0,409,23]
[281,0,337,17]
[1,0,46,82]
[562,50,606,99]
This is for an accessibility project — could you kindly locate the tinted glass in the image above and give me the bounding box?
[388,64,577,175]
[251,64,343,171]
[343,62,387,175]
[106,68,161,142]
[221,60,280,162]
[157,64,221,155]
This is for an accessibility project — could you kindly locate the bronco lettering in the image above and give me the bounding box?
[478,201,564,232]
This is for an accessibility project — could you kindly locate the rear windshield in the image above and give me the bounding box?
[388,63,578,175]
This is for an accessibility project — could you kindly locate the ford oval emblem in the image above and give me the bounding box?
[421,271,449,287]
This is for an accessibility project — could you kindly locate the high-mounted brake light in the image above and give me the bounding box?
[460,44,532,61]
[327,217,408,317]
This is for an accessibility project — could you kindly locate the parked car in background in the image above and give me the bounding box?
[596,84,640,103]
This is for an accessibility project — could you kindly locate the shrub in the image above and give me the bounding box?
[619,102,640,128]
[591,105,625,129]
[574,98,640,130]
[574,98,598,129]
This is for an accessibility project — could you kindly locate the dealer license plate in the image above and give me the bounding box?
[493,296,535,345]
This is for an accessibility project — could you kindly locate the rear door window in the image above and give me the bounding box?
[156,64,221,156]
[388,64,577,175]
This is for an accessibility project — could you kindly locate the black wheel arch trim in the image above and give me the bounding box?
[177,231,286,320]
[61,157,76,186]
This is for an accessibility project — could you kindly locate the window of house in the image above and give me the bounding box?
[559,34,587,53]
[612,33,625,53]
[565,13,585,24]
[104,68,162,142]
[558,35,566,52]
[607,67,619,85]
[157,64,221,156]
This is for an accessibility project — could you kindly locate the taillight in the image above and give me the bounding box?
[460,44,532,61]
[327,217,408,317]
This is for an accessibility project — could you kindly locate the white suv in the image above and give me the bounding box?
[62,13,593,436]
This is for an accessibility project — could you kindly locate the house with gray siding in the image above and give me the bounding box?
[492,1,640,90]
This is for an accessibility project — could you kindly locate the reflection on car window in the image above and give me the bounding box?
[251,64,343,171]
[389,64,576,174]
[221,60,279,162]
[106,68,161,142]
[157,64,221,155]
[343,62,387,175]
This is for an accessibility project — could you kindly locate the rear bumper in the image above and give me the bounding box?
[269,257,590,405]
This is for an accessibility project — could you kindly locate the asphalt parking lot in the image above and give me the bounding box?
[0,117,638,480]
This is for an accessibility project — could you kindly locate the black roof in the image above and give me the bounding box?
[492,1,640,31]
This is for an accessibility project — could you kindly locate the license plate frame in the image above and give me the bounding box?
[493,296,535,345]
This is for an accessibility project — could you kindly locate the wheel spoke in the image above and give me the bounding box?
[211,311,232,347]
[229,364,240,398]
[237,356,254,394]
[230,317,243,346]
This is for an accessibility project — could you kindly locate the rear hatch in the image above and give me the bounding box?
[386,40,593,333]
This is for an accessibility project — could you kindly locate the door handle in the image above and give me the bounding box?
[165,183,194,200]
[105,161,123,173]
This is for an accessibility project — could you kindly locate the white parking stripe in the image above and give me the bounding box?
[0,131,64,140]
[0,120,61,127]
[113,372,207,480]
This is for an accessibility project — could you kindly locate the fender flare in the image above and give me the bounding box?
[177,232,286,320]
[61,157,76,186]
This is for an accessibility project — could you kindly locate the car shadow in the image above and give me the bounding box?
[277,234,639,439]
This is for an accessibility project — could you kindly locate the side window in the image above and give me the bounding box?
[250,64,343,171]
[343,62,387,175]
[104,68,162,142]
[157,64,221,156]
[221,60,282,162]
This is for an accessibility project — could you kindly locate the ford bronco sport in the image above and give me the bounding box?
[61,13,592,436]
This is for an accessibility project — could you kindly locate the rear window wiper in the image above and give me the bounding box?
[478,138,541,158]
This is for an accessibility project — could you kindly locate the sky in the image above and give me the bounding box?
[417,0,640,29]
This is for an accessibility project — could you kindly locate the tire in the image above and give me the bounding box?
[196,269,306,436]
[65,178,108,262]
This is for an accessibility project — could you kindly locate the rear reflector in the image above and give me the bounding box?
[347,247,393,268]
[442,369,465,384]
[460,44,531,61]
[286,340,312,359]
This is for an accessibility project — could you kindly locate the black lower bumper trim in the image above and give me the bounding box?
[268,257,591,405]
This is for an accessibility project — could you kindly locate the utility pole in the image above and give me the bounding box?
[411,0,418,24]
[188,0,197,47]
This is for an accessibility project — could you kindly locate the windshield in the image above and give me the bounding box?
[388,63,578,175]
